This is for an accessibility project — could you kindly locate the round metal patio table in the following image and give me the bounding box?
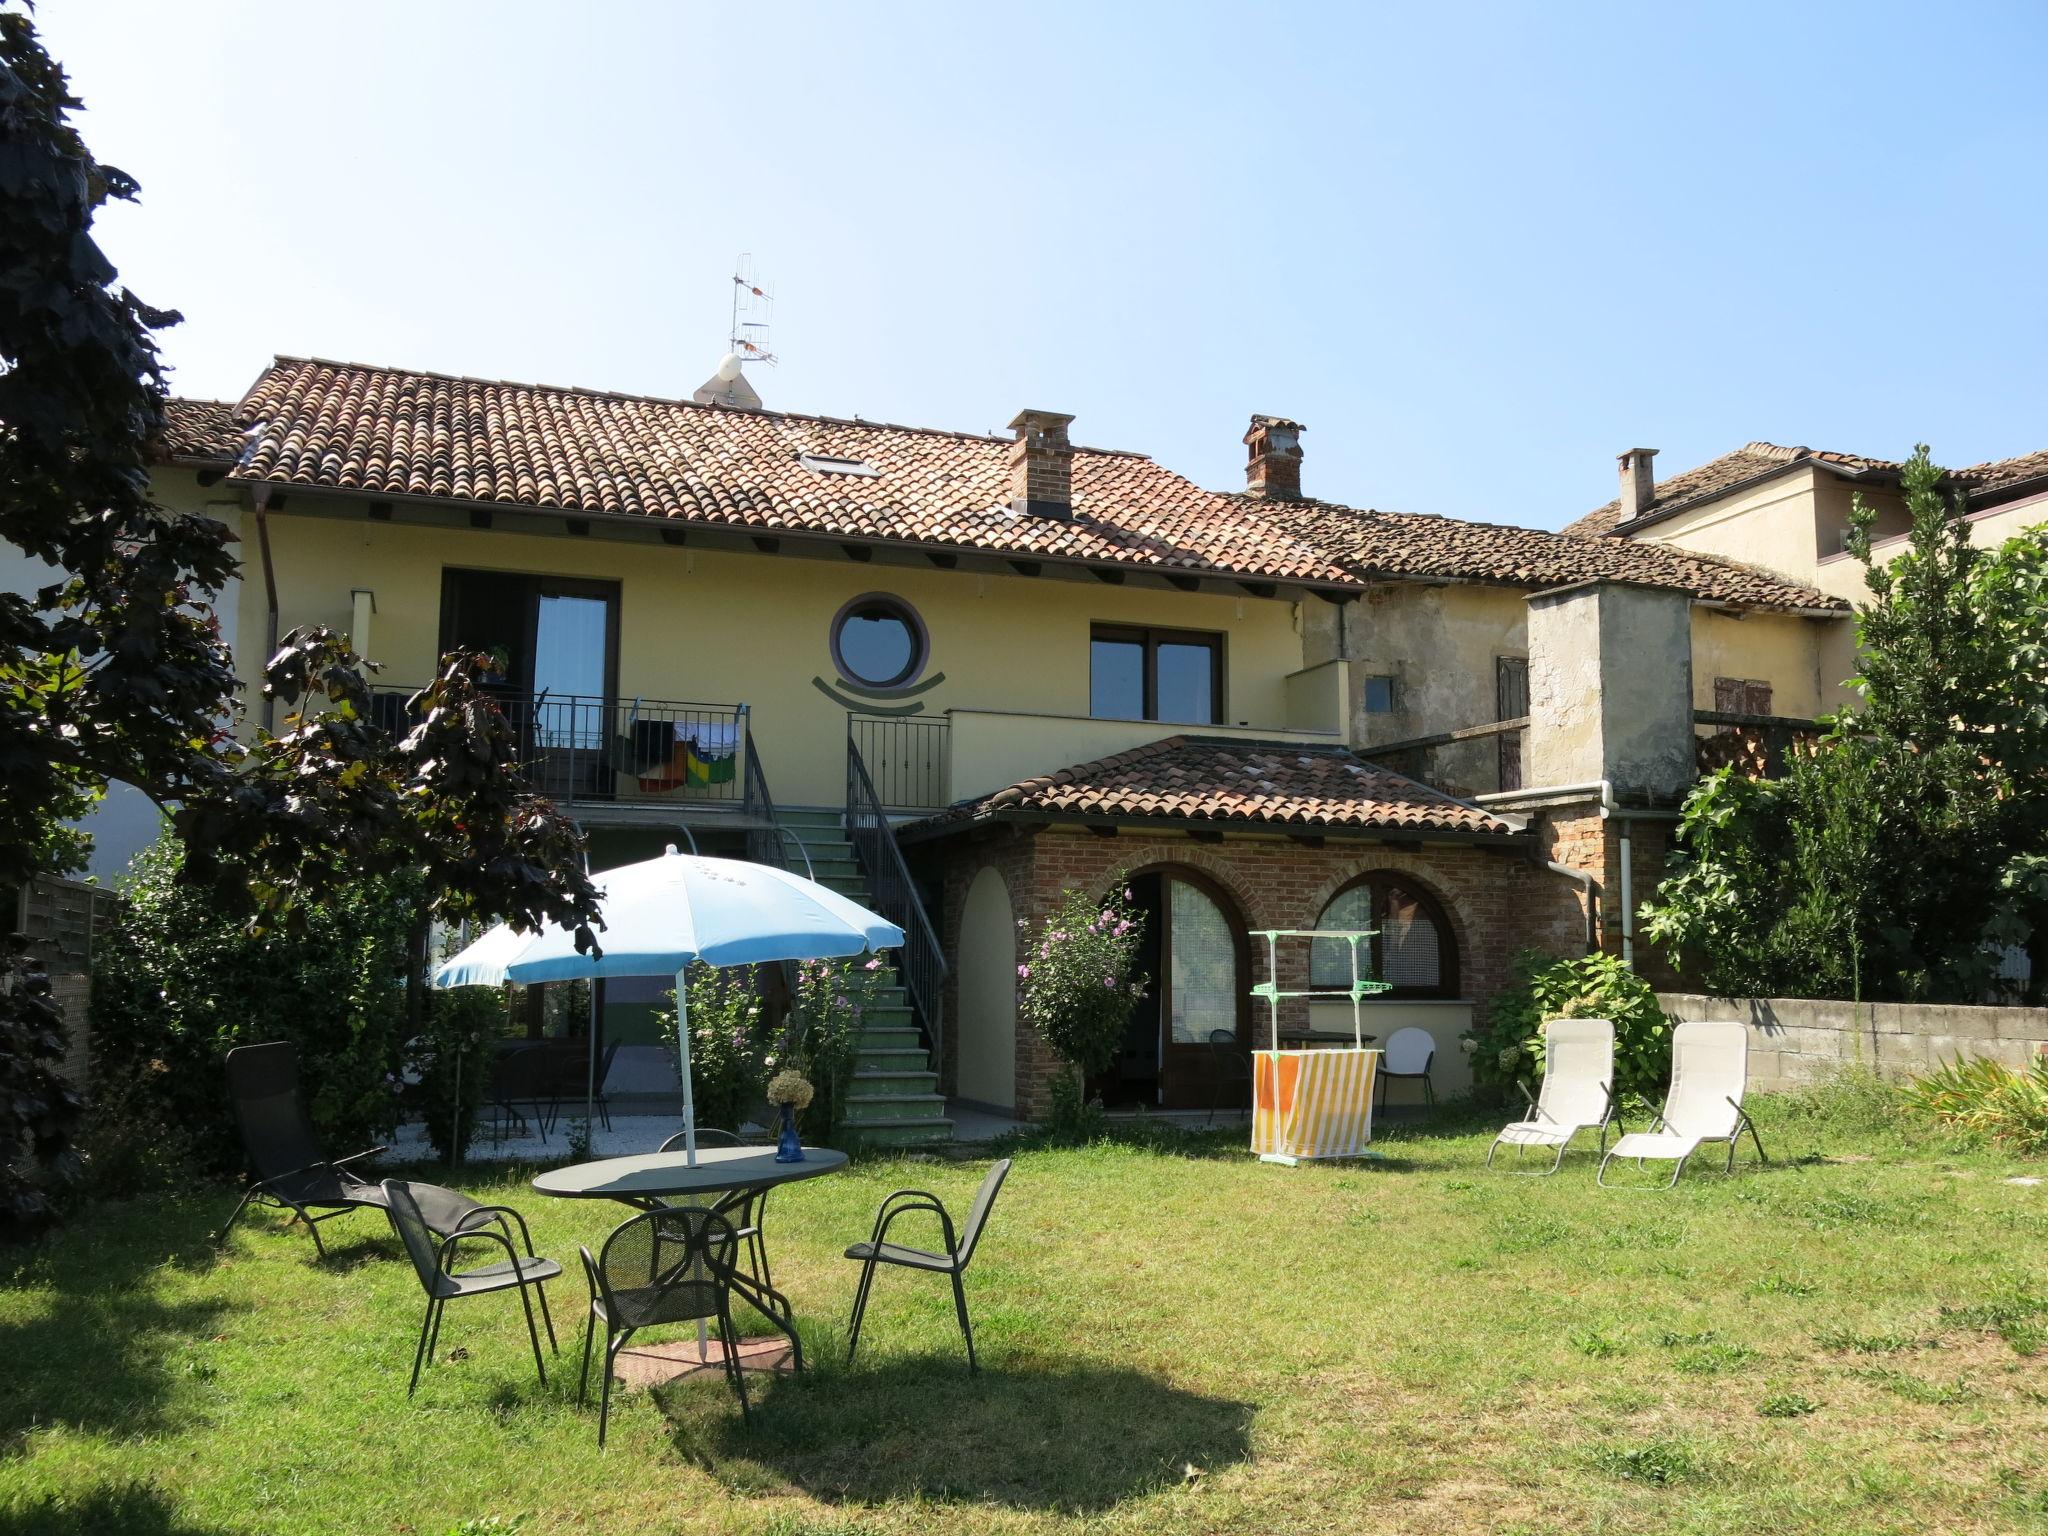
[533,1145,848,1376]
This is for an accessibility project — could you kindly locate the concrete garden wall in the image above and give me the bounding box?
[1658,992,2048,1091]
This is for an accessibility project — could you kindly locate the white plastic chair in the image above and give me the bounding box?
[1597,1020,1766,1188]
[1486,1018,1616,1175]
[1376,1027,1436,1110]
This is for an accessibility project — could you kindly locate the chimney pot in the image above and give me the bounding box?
[1008,409,1076,520]
[1244,414,1305,500]
[1617,447,1658,523]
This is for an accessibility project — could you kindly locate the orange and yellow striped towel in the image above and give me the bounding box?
[1252,1049,1380,1162]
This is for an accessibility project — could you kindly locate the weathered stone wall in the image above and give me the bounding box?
[1658,992,2048,1090]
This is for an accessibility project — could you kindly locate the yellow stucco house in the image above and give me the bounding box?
[133,358,1967,1132]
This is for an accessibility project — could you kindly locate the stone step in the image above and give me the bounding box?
[839,1092,949,1123]
[857,1027,923,1052]
[778,808,845,827]
[853,1046,933,1072]
[844,1118,955,1148]
[850,1069,940,1095]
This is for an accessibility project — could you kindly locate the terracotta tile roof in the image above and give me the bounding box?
[1560,441,1906,539]
[1250,498,1847,612]
[225,357,1356,586]
[155,398,246,464]
[903,735,1520,840]
[1961,447,2048,495]
[215,356,1847,613]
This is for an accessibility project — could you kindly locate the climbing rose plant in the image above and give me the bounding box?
[1018,883,1149,1096]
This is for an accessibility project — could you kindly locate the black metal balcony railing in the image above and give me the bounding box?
[849,713,951,812]
[371,688,751,808]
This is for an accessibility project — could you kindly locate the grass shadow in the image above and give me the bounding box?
[671,1356,1253,1512]
[0,1482,226,1536]
[0,1195,241,1455]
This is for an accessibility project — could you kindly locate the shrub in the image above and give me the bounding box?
[88,837,417,1185]
[786,955,893,1140]
[656,963,775,1136]
[1901,1054,2048,1153]
[413,985,506,1164]
[1017,882,1148,1117]
[1466,950,1670,1108]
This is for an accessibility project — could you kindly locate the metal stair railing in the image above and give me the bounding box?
[845,730,948,1066]
[741,723,814,880]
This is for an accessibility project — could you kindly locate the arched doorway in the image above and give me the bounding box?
[1113,867,1248,1110]
[955,866,1018,1109]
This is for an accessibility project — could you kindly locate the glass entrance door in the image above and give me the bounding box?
[1159,877,1242,1108]
[533,593,610,750]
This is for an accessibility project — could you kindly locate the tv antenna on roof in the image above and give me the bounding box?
[729,254,777,367]
[693,255,774,409]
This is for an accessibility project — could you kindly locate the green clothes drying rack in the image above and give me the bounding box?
[1249,929,1393,1050]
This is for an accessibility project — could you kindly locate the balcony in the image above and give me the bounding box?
[371,689,758,818]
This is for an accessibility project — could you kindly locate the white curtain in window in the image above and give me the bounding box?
[1168,880,1237,1045]
[533,594,608,748]
[1310,884,1375,987]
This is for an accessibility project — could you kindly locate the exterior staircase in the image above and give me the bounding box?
[775,808,953,1147]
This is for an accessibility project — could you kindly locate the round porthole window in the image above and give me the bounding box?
[830,593,928,691]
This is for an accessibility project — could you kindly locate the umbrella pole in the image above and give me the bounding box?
[675,965,698,1168]
[585,980,598,1147]
[674,963,709,1362]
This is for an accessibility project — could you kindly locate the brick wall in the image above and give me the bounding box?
[1535,801,1683,991]
[918,825,1588,1120]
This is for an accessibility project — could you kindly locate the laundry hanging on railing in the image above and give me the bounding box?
[636,720,740,791]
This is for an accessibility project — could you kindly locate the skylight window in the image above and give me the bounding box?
[798,452,880,478]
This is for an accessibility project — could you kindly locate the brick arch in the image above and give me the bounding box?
[1300,855,1474,982]
[1079,847,1272,936]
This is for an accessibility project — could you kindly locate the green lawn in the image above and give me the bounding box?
[6,1080,2048,1536]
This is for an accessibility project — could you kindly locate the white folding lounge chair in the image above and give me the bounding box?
[1597,1020,1766,1188]
[1485,1017,1616,1175]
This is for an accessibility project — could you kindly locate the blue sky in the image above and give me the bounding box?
[43,0,2048,530]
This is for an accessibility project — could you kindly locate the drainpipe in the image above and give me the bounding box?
[251,486,280,732]
[1476,780,1630,962]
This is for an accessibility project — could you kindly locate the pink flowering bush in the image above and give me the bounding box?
[656,962,773,1134]
[787,954,894,1140]
[1018,883,1149,1103]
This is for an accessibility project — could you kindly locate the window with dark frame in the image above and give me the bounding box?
[1713,676,1774,716]
[1308,875,1459,998]
[1362,675,1397,713]
[1088,624,1224,723]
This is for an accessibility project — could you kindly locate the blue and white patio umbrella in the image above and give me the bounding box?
[433,846,903,1162]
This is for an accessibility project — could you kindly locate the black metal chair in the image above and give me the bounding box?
[578,1206,751,1445]
[487,1044,550,1144]
[845,1158,1011,1373]
[383,1180,561,1397]
[656,1128,772,1288]
[592,1041,623,1132]
[217,1040,391,1257]
[1205,1027,1253,1124]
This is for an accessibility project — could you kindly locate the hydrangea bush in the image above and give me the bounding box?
[787,955,892,1138]
[1464,949,1670,1109]
[1018,883,1149,1111]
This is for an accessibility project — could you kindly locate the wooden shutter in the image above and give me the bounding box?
[1495,656,1528,792]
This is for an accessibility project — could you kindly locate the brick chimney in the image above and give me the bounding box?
[1244,415,1305,500]
[1617,447,1658,522]
[1008,409,1076,520]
